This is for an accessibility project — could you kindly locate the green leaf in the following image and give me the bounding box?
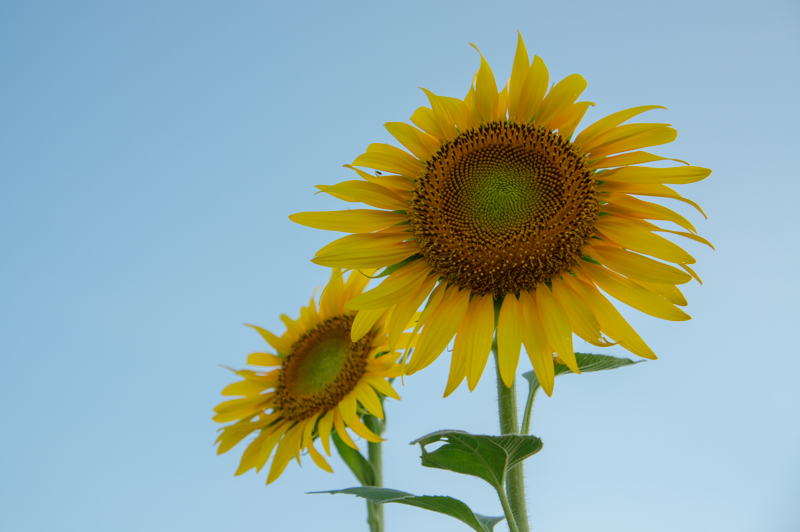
[521,352,643,434]
[332,432,376,486]
[411,430,543,493]
[314,487,504,532]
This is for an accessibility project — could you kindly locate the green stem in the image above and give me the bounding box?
[365,415,384,532]
[521,383,539,436]
[496,485,521,532]
[493,341,531,532]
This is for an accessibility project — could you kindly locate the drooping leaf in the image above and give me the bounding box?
[314,487,504,532]
[521,352,642,434]
[332,432,376,486]
[411,430,543,492]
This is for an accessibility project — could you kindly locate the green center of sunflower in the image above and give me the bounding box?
[276,315,374,421]
[409,122,599,296]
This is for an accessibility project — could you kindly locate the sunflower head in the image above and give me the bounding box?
[213,269,406,484]
[291,33,711,397]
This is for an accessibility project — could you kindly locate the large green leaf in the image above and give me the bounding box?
[411,430,543,493]
[332,432,376,486]
[314,487,504,532]
[521,352,642,434]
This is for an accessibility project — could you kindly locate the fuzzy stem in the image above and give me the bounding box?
[493,342,531,532]
[365,415,384,532]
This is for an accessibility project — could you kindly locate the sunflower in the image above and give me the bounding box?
[290,33,711,397]
[213,269,408,484]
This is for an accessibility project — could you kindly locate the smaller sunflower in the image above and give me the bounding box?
[214,269,409,484]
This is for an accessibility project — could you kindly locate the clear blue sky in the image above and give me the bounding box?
[1,1,798,531]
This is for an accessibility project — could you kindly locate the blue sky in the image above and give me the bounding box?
[1,1,798,531]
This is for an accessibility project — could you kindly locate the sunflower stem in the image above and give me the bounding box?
[493,341,530,532]
[364,414,384,532]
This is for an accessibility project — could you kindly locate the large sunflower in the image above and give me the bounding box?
[290,34,711,397]
[214,269,408,484]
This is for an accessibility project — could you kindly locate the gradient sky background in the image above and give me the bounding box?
[1,1,798,531]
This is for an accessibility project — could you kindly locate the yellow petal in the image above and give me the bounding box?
[574,105,665,148]
[589,151,688,169]
[464,86,483,129]
[350,308,386,342]
[553,101,595,139]
[342,268,376,302]
[551,278,609,347]
[443,345,467,398]
[639,281,688,306]
[537,74,588,128]
[235,431,269,475]
[588,126,678,159]
[318,409,335,455]
[364,376,401,401]
[256,421,289,472]
[338,390,358,423]
[313,241,418,269]
[245,324,292,355]
[508,31,530,123]
[387,273,439,351]
[400,281,448,371]
[581,263,690,321]
[517,55,548,124]
[599,165,711,185]
[344,164,416,192]
[496,294,523,388]
[535,286,579,373]
[567,277,657,360]
[346,260,431,310]
[587,244,692,285]
[214,394,269,414]
[290,209,406,233]
[319,269,345,318]
[410,105,445,139]
[470,43,500,122]
[680,262,703,284]
[598,181,707,218]
[267,424,303,484]
[301,413,321,448]
[307,441,333,473]
[315,229,410,256]
[518,290,555,396]
[355,382,384,419]
[595,218,695,265]
[333,409,358,450]
[246,352,283,367]
[345,415,383,443]
[352,143,426,178]
[456,294,496,391]
[657,229,715,249]
[316,180,408,210]
[406,287,471,374]
[496,83,509,120]
[437,95,474,132]
[221,379,271,397]
[604,193,698,234]
[421,89,458,141]
[217,423,260,454]
[385,121,440,161]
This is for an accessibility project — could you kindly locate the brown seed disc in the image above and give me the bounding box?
[276,315,375,421]
[408,121,599,296]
